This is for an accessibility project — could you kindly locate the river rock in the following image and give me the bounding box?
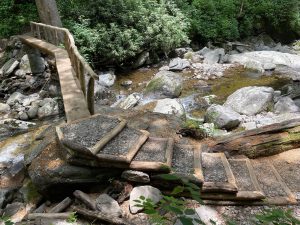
[224,86,274,116]
[48,84,60,97]
[0,189,15,208]
[19,112,29,121]
[6,92,25,106]
[37,99,59,119]
[95,194,122,217]
[0,58,19,76]
[129,186,162,214]
[203,48,225,64]
[22,93,40,106]
[153,98,185,117]
[121,80,133,87]
[0,103,10,113]
[274,97,300,114]
[121,170,150,183]
[205,104,240,130]
[169,57,190,71]
[133,51,149,68]
[27,105,39,119]
[0,119,36,130]
[195,206,225,225]
[145,71,182,98]
[119,93,141,109]
[99,72,116,87]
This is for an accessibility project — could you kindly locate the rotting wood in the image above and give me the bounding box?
[209,118,300,158]
[71,206,130,225]
[48,197,72,213]
[73,190,96,210]
[27,213,72,220]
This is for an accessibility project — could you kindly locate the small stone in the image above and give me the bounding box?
[159,66,169,71]
[129,185,162,214]
[19,112,29,121]
[6,92,25,106]
[27,106,39,119]
[169,57,190,71]
[121,80,133,87]
[153,98,185,117]
[121,170,150,183]
[0,103,10,113]
[274,96,300,114]
[118,93,141,109]
[95,194,122,217]
[39,90,48,98]
[48,84,60,97]
[195,206,225,225]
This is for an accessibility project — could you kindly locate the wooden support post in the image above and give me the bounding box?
[79,61,86,95]
[87,77,95,115]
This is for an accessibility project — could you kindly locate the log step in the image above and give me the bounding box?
[201,153,237,193]
[251,159,297,205]
[228,159,265,200]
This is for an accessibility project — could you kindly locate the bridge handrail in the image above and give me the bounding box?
[29,21,97,114]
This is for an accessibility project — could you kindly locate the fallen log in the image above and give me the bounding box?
[71,206,130,225]
[208,118,300,158]
[73,190,96,210]
[27,213,72,220]
[49,197,72,213]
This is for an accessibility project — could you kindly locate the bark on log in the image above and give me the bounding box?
[73,190,96,210]
[28,213,71,220]
[209,118,300,158]
[71,206,130,225]
[49,197,72,213]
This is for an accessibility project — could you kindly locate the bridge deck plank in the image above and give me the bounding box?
[19,35,91,122]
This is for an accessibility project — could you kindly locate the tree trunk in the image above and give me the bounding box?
[208,119,300,158]
[35,0,62,27]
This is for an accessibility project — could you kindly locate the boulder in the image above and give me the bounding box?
[133,51,149,68]
[0,58,19,76]
[153,98,185,117]
[224,86,274,116]
[22,93,40,106]
[145,71,182,98]
[129,186,162,214]
[27,105,39,119]
[274,97,300,114]
[169,57,190,71]
[203,48,225,64]
[0,103,10,113]
[121,80,133,87]
[19,112,29,121]
[98,72,116,87]
[121,170,150,183]
[6,92,25,106]
[37,99,59,119]
[205,104,240,130]
[19,54,45,74]
[48,84,61,97]
[95,194,122,217]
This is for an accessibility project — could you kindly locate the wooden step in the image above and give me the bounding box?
[228,159,265,200]
[251,159,297,205]
[201,153,237,193]
[151,144,203,188]
[129,137,174,172]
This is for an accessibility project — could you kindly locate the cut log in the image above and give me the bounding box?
[27,213,72,220]
[71,206,130,225]
[73,190,96,210]
[209,118,300,158]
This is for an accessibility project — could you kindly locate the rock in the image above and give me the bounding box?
[205,104,240,130]
[199,47,211,56]
[48,84,60,97]
[95,194,122,217]
[153,98,185,117]
[19,112,29,121]
[3,202,24,217]
[168,57,190,71]
[180,94,211,113]
[39,98,53,107]
[129,186,162,214]
[159,65,170,71]
[0,119,36,130]
[263,63,276,71]
[174,48,191,58]
[22,93,40,106]
[99,72,116,87]
[244,60,264,73]
[27,105,39,119]
[121,80,133,87]
[37,99,59,119]
[195,206,225,225]
[145,71,182,98]
[274,97,300,114]
[0,189,15,208]
[6,92,25,106]
[224,86,274,116]
[0,58,19,76]
[203,48,225,64]
[273,90,281,103]
[241,122,257,130]
[0,103,10,113]
[133,51,149,68]
[118,93,141,109]
[121,170,150,183]
[39,90,48,98]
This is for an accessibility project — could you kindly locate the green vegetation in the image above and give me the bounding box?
[0,0,37,38]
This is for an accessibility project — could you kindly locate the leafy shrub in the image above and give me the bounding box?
[0,0,38,38]
[59,0,190,66]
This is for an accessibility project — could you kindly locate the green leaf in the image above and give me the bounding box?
[158,174,181,181]
[171,186,185,195]
[139,196,146,200]
[184,208,196,215]
[178,216,195,225]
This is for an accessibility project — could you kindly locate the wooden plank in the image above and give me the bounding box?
[202,153,237,193]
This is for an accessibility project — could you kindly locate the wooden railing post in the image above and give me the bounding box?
[87,77,95,114]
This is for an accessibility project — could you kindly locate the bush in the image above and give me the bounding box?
[0,0,38,38]
[59,0,190,66]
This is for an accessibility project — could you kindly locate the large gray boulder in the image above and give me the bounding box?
[203,48,225,64]
[129,186,162,214]
[153,98,185,117]
[224,86,274,116]
[169,58,190,71]
[274,97,300,114]
[95,194,122,217]
[145,71,182,98]
[205,104,240,130]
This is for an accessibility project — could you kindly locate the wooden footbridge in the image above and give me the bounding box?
[20,22,299,206]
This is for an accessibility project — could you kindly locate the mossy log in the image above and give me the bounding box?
[208,119,300,158]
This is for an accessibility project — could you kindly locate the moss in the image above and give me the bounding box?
[183,119,202,129]
[21,180,41,203]
[144,77,164,93]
